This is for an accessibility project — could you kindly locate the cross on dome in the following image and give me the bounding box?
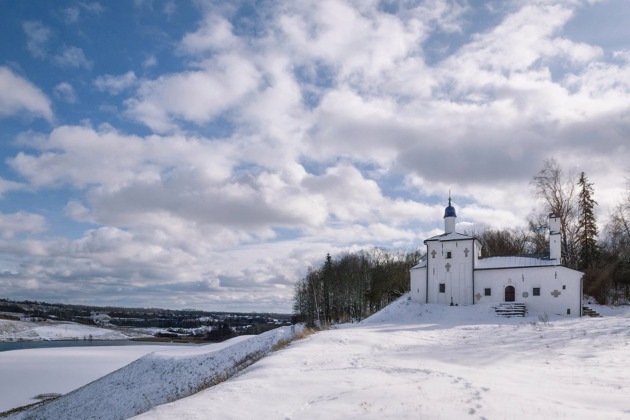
[444,193,456,218]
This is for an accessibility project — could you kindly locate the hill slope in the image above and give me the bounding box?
[8,326,304,420]
[133,298,630,419]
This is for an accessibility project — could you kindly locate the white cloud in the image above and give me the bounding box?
[53,82,77,103]
[53,46,92,68]
[94,71,138,95]
[179,15,241,55]
[80,2,105,14]
[143,56,157,67]
[22,21,52,58]
[62,7,80,24]
[8,125,236,190]
[64,201,92,223]
[0,177,23,198]
[163,1,176,18]
[0,211,47,238]
[0,67,53,121]
[125,54,260,132]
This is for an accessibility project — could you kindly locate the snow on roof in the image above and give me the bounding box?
[424,232,475,243]
[411,261,426,269]
[476,256,560,270]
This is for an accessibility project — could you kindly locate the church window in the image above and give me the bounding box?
[484,288,491,296]
[562,285,566,290]
[533,287,541,296]
[567,309,571,315]
[439,283,445,293]
[446,251,452,259]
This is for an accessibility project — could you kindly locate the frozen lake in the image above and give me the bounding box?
[0,342,201,413]
[0,339,199,353]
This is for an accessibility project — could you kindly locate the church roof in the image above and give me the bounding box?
[424,231,476,243]
[410,261,426,269]
[475,256,560,270]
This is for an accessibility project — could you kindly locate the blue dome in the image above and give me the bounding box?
[444,197,456,218]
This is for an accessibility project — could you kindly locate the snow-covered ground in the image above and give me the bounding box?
[133,299,630,420]
[6,299,630,419]
[0,319,149,341]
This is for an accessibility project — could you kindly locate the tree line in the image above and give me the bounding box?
[292,249,422,326]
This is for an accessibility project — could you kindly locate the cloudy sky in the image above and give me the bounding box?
[1,0,629,312]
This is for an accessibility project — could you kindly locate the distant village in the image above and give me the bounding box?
[0,298,292,341]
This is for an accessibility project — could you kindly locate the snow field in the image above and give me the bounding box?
[0,319,145,341]
[132,299,630,419]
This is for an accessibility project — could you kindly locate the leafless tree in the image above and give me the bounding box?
[466,227,529,257]
[531,158,579,268]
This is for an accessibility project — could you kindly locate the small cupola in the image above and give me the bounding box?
[444,195,456,234]
[444,196,456,218]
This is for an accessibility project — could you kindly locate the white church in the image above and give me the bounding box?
[410,197,584,316]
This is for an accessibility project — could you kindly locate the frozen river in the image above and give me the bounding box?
[0,341,200,413]
[0,339,198,352]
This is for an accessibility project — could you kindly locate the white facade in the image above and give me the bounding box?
[410,201,584,316]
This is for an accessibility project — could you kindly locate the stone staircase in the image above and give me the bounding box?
[494,302,527,317]
[582,306,601,317]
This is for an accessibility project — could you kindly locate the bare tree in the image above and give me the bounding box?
[606,182,630,256]
[466,227,529,257]
[292,248,422,326]
[601,181,630,302]
[531,158,579,268]
[525,213,550,255]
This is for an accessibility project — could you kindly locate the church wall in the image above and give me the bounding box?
[410,267,426,303]
[474,266,582,316]
[425,239,475,306]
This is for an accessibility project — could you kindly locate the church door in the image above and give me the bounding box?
[505,286,515,302]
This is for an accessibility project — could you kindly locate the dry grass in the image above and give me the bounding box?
[272,326,316,351]
[0,394,63,418]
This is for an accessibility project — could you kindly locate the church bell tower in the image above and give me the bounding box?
[444,194,456,234]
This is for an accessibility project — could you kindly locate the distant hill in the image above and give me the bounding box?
[0,298,292,340]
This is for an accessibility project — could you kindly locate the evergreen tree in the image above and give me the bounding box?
[321,253,333,323]
[577,172,599,270]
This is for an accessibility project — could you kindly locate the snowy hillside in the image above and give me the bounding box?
[0,319,148,341]
[0,344,179,413]
[133,298,630,420]
[8,325,304,420]
[9,298,630,419]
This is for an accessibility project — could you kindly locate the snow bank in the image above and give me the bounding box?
[9,325,305,420]
[360,294,530,326]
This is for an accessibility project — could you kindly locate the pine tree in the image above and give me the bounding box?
[577,172,599,270]
[321,253,333,323]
